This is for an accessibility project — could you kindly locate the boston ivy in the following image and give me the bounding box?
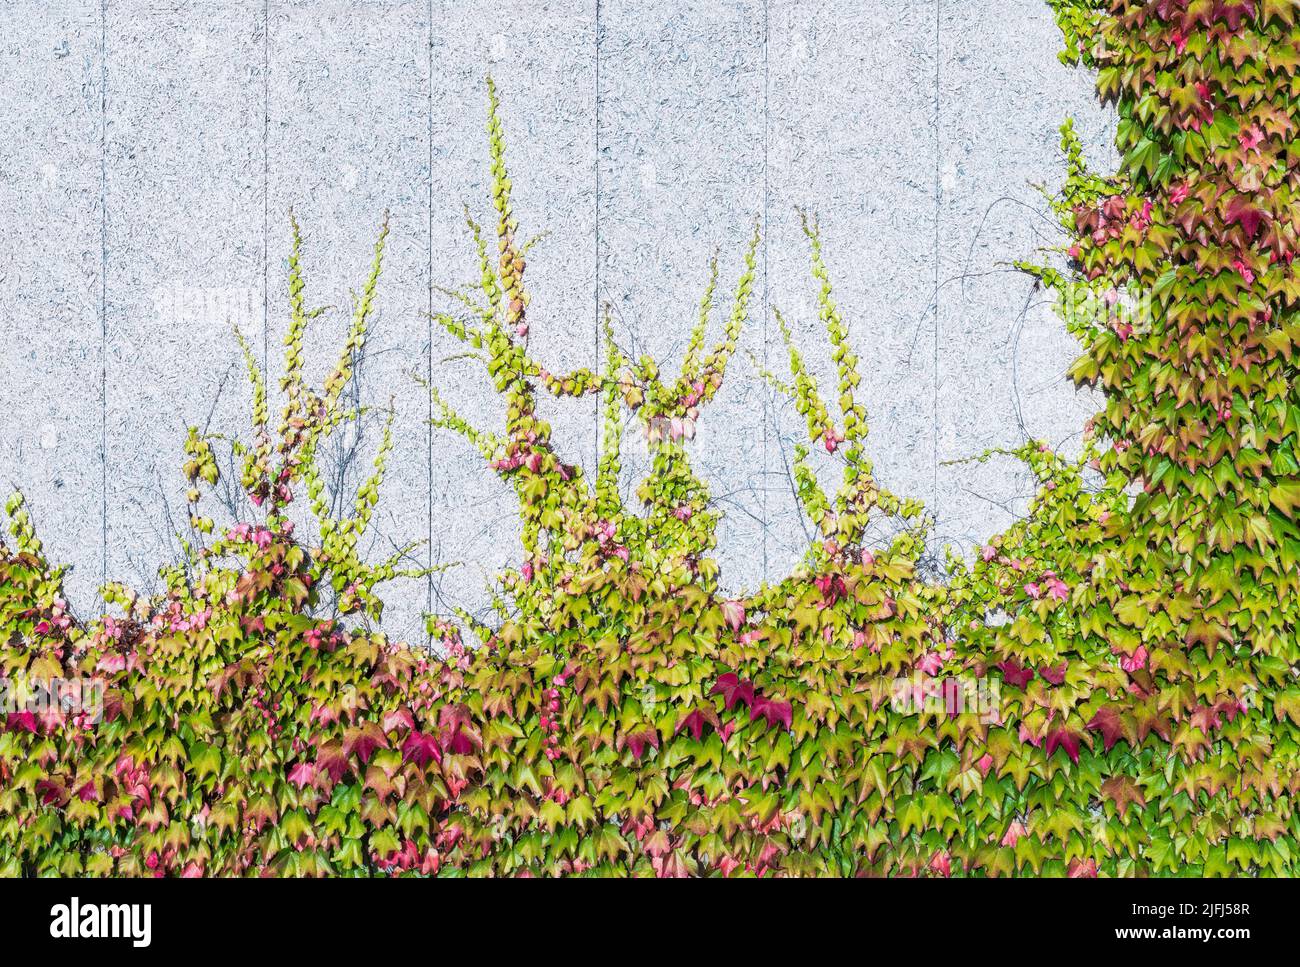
[1,1,1297,876]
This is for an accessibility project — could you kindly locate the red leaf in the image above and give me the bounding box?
[624,727,659,760]
[1224,194,1268,240]
[5,710,37,734]
[438,703,473,734]
[1215,0,1257,31]
[315,741,350,783]
[996,660,1035,690]
[444,728,476,757]
[1044,727,1082,764]
[342,722,387,765]
[36,779,67,806]
[710,673,755,710]
[750,695,794,731]
[1087,706,1128,751]
[674,709,707,741]
[1039,662,1067,686]
[402,730,443,767]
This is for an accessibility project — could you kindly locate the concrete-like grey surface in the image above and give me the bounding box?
[0,2,103,600]
[765,0,940,578]
[600,0,766,587]
[0,0,1116,638]
[104,0,264,599]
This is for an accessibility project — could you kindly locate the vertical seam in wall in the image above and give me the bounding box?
[97,0,107,584]
[263,0,270,375]
[594,0,601,472]
[426,0,435,641]
[99,0,108,586]
[761,0,769,583]
[932,0,941,508]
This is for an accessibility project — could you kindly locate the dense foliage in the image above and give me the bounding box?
[2,2,1298,876]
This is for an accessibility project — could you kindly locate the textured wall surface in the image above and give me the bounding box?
[0,0,1116,641]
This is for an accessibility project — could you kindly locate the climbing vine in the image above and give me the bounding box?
[1,1,1297,877]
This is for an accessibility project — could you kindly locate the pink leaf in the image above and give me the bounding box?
[402,731,443,768]
[720,600,745,632]
[287,762,317,790]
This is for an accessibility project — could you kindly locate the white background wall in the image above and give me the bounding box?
[0,0,1116,641]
